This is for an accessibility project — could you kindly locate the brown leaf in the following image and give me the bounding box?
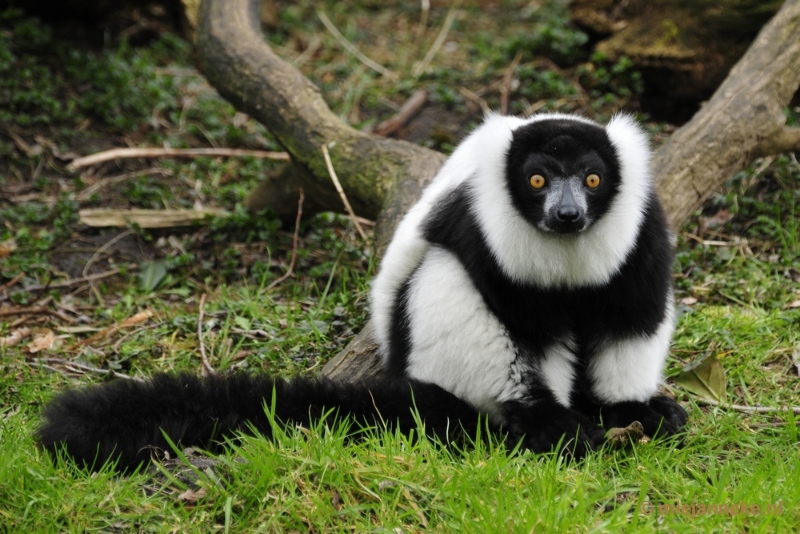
[674,354,727,402]
[177,487,208,507]
[331,490,344,511]
[0,327,31,347]
[605,421,645,448]
[0,239,16,258]
[119,309,154,328]
[27,329,57,353]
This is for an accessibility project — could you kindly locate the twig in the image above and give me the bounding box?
[373,90,428,137]
[82,230,134,304]
[0,268,123,304]
[266,188,305,291]
[500,51,523,115]
[417,0,430,39]
[413,3,459,77]
[33,363,70,378]
[112,322,167,353]
[695,397,800,415]
[321,144,368,241]
[317,10,396,79]
[458,87,491,116]
[76,167,172,201]
[32,357,138,381]
[0,303,75,323]
[0,273,24,294]
[197,294,217,376]
[82,231,133,276]
[293,35,322,67]
[67,147,290,171]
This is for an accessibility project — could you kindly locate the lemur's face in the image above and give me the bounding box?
[504,119,621,235]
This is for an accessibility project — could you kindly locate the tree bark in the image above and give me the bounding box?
[195,0,800,381]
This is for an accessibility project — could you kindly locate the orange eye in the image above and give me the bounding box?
[529,174,546,189]
[586,174,601,188]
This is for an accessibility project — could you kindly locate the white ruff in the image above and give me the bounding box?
[470,113,652,287]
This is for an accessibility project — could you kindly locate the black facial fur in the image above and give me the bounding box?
[505,119,621,233]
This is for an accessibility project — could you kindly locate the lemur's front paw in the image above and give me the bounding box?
[505,402,605,459]
[601,396,687,438]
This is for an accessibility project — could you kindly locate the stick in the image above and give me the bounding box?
[4,268,125,306]
[32,357,138,381]
[0,305,75,323]
[82,231,134,297]
[413,3,459,77]
[76,168,172,201]
[266,188,305,291]
[197,294,217,376]
[695,397,800,415]
[67,147,290,171]
[112,322,166,353]
[458,87,491,116]
[321,145,368,241]
[0,273,24,293]
[373,90,428,137]
[500,51,523,115]
[417,0,430,39]
[317,10,396,80]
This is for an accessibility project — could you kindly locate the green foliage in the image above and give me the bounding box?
[579,52,645,102]
[500,2,589,66]
[0,9,178,131]
[675,156,800,309]
[0,196,79,292]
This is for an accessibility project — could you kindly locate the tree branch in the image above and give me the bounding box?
[654,0,800,228]
[196,0,445,249]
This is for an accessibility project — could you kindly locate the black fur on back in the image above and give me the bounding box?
[37,373,481,473]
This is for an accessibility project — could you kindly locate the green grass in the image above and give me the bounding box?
[2,1,800,532]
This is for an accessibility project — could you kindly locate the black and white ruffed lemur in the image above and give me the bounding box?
[38,113,687,472]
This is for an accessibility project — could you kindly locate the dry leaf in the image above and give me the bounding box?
[332,490,344,511]
[177,487,208,507]
[0,327,31,347]
[786,300,800,309]
[27,329,57,353]
[605,421,645,448]
[674,354,727,402]
[0,238,17,258]
[77,310,154,347]
[119,310,154,328]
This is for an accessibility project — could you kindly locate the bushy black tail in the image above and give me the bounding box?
[37,373,481,472]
